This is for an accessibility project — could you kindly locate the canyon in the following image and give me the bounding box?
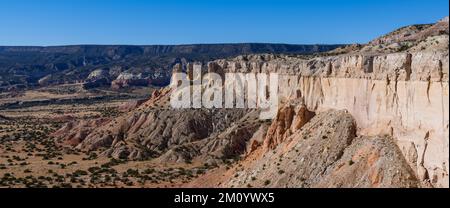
[0,17,448,188]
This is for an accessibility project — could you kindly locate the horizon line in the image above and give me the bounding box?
[0,42,351,48]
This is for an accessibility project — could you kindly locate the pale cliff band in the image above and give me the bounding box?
[170,64,279,120]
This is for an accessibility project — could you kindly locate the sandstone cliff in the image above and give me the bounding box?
[191,20,449,186]
[53,17,449,188]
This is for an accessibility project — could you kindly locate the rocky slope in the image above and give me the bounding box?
[198,110,420,188]
[53,88,265,163]
[53,17,449,188]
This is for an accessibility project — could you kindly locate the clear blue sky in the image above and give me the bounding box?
[0,0,448,46]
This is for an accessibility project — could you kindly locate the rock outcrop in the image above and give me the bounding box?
[111,72,149,89]
[83,69,111,89]
[263,104,315,150]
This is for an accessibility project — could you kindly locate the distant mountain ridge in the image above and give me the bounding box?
[0,43,343,91]
[0,43,342,53]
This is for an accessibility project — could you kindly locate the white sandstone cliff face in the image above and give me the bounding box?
[282,77,448,187]
[208,50,448,187]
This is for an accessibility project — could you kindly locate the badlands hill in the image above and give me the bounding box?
[53,17,449,188]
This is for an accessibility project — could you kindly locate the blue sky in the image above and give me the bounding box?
[0,0,448,46]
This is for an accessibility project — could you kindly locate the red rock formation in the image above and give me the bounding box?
[263,104,315,150]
